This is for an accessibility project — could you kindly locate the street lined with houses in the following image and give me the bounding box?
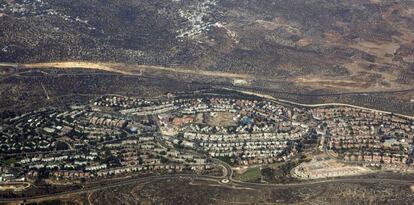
[1,89,413,201]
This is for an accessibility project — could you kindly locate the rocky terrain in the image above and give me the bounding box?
[1,1,414,204]
[1,0,414,92]
[15,178,414,205]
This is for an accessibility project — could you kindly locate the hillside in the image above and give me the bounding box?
[1,0,414,92]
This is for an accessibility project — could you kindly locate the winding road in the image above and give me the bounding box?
[1,157,414,203]
[1,62,414,202]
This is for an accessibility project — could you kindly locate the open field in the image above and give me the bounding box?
[0,183,31,192]
[23,62,252,80]
[205,112,237,127]
[2,61,412,92]
[0,65,413,117]
[1,0,414,94]
[292,159,374,179]
[234,167,262,182]
[15,178,414,205]
[1,1,414,204]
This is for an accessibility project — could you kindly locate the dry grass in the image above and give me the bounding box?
[293,159,373,179]
[206,112,237,127]
[296,76,369,90]
[23,61,252,80]
[0,182,31,191]
[24,62,136,75]
[11,59,414,92]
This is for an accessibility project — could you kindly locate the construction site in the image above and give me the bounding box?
[292,157,374,179]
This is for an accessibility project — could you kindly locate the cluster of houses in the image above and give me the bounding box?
[183,132,302,165]
[154,97,310,165]
[312,107,414,170]
[93,96,155,109]
[2,92,414,184]
[0,99,216,183]
[0,108,82,153]
[45,136,212,180]
[89,116,127,128]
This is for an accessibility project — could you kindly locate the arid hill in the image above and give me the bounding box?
[1,0,414,91]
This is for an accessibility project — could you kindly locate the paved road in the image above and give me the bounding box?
[1,141,413,202]
[2,168,413,203]
[1,64,414,202]
[0,174,221,203]
[210,158,414,188]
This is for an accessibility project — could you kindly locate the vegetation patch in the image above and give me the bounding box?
[214,156,235,166]
[235,167,262,182]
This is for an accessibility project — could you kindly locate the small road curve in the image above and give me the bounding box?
[1,159,414,203]
[0,174,221,203]
[209,158,414,188]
